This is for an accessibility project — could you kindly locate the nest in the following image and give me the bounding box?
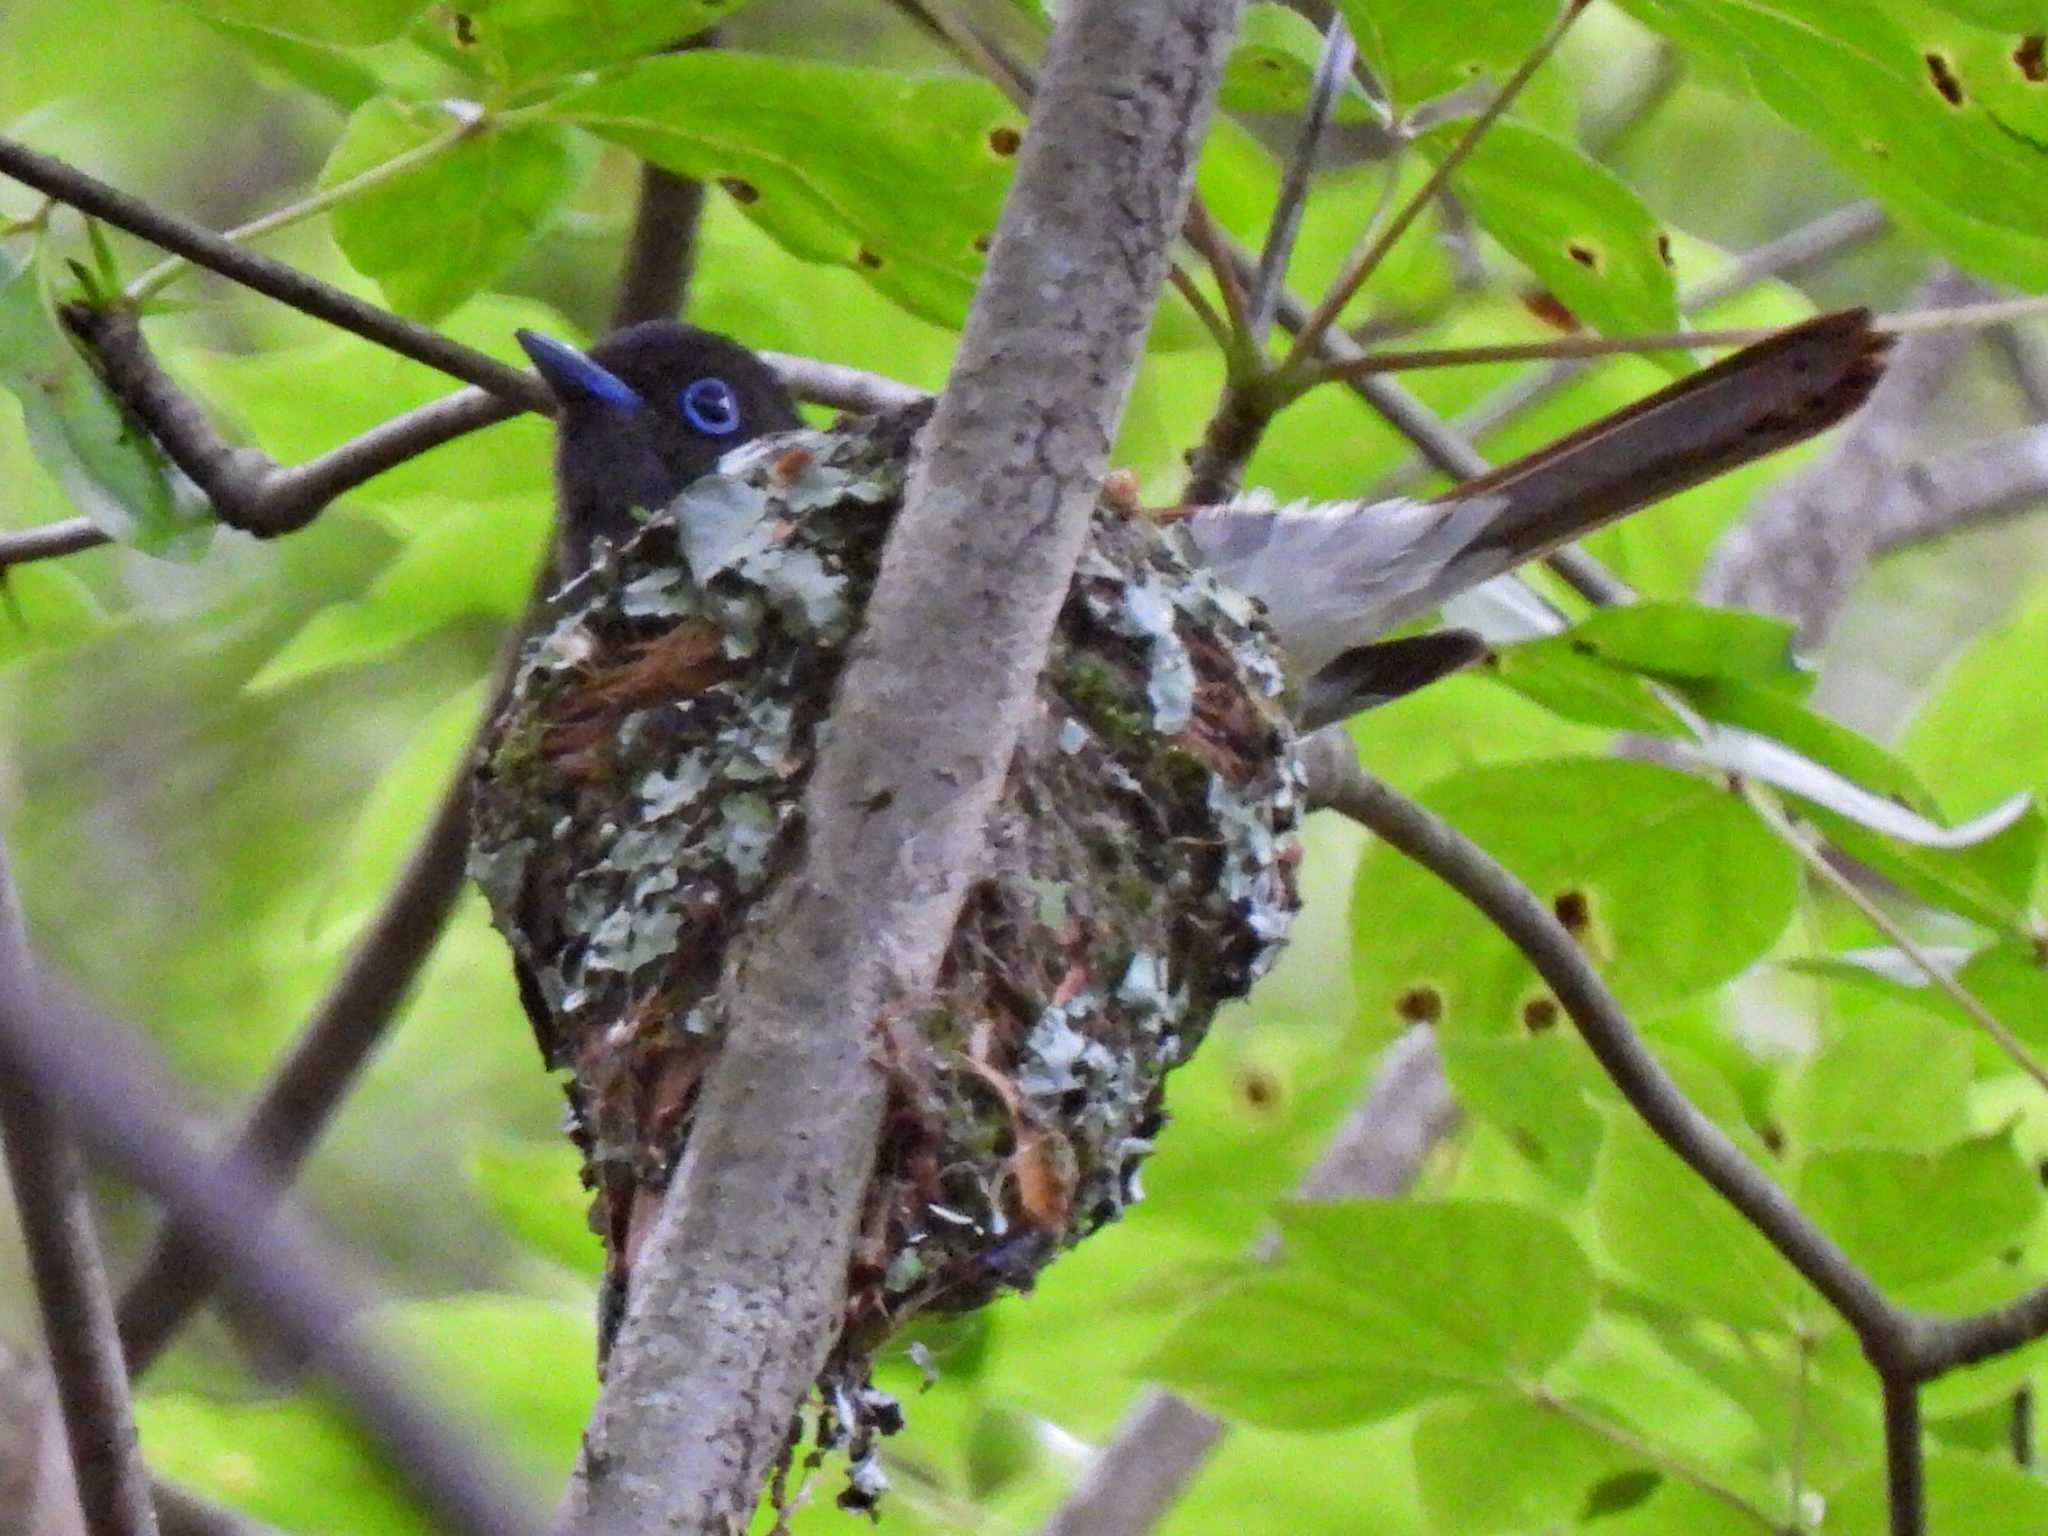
[469,403,1302,1410]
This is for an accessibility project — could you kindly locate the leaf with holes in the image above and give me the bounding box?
[1350,757,1797,1034]
[0,248,212,559]
[1415,120,1682,357]
[1221,5,1377,121]
[323,97,583,320]
[418,0,765,86]
[551,53,1020,329]
[1337,0,1560,111]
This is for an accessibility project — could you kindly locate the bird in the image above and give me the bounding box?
[515,309,1888,726]
[477,311,1888,1384]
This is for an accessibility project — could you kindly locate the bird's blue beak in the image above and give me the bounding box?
[515,328,644,414]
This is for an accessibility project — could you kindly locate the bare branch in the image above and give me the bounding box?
[0,850,542,1536]
[0,518,105,569]
[0,867,157,1536]
[1245,14,1356,345]
[0,136,545,404]
[1882,1376,1923,1536]
[1033,1026,1456,1536]
[113,742,482,1370]
[1878,424,2048,555]
[1280,0,1590,372]
[611,165,706,329]
[1700,267,1988,642]
[555,4,1241,1529]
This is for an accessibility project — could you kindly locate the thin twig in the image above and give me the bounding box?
[1295,729,1899,1341]
[0,869,158,1536]
[1280,0,1590,372]
[0,135,545,404]
[125,106,485,303]
[1365,201,1890,500]
[1740,784,2048,1095]
[1245,13,1356,345]
[0,880,543,1536]
[0,518,105,568]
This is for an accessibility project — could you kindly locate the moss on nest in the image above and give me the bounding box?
[470,401,1303,1452]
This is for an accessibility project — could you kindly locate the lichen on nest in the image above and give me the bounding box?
[469,400,1303,1491]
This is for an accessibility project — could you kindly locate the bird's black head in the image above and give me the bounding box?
[517,321,803,578]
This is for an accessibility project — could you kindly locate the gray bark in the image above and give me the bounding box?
[550,3,1244,1531]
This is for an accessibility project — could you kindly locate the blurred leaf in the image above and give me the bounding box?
[1903,578,2048,815]
[1782,1010,1974,1153]
[163,0,422,46]
[1351,757,1797,1033]
[469,1138,600,1276]
[1797,1132,2041,1294]
[552,53,1018,329]
[1482,639,1688,734]
[1567,602,1811,693]
[201,17,390,107]
[0,247,213,558]
[1921,0,2046,22]
[1221,5,1376,122]
[424,0,763,87]
[140,1295,594,1534]
[1144,1200,1594,1429]
[323,98,582,319]
[1412,1396,1645,1534]
[1592,1115,1812,1331]
[1338,0,1558,110]
[1417,120,1683,354]
[0,563,104,662]
[1826,1451,2048,1534]
[1438,1034,1605,1191]
[248,491,544,692]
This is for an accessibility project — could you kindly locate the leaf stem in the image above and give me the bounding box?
[126,104,486,302]
[1279,0,1589,374]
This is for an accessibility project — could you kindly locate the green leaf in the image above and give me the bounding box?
[1143,1200,1594,1429]
[1437,1034,1605,1191]
[1826,1451,2048,1534]
[1338,0,1559,110]
[1782,1010,1974,1153]
[1412,1396,1645,1534]
[550,53,1020,329]
[248,491,547,693]
[1415,120,1682,352]
[0,249,213,559]
[1797,1131,2041,1294]
[1351,757,1797,1033]
[162,0,422,46]
[323,98,581,320]
[140,1294,594,1534]
[1904,577,2048,816]
[1625,0,2048,287]
[1592,1116,1813,1331]
[424,0,763,87]
[1482,638,1688,735]
[469,1140,600,1276]
[1567,602,1810,694]
[0,564,104,663]
[1221,5,1376,122]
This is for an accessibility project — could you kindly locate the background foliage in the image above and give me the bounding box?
[4,0,2048,1532]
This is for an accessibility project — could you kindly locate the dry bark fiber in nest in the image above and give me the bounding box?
[469,402,1302,1389]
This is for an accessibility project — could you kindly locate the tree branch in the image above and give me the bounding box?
[0,846,542,1536]
[0,865,158,1536]
[1033,1026,1456,1536]
[1294,730,1901,1342]
[553,4,1242,1530]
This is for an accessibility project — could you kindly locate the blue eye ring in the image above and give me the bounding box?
[679,376,742,436]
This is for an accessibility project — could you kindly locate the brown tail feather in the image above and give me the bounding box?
[1440,308,1891,567]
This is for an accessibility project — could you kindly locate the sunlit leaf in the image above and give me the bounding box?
[1338,0,1559,110]
[163,0,422,46]
[551,53,1020,328]
[1825,1451,2048,1533]
[323,97,583,320]
[422,0,764,87]
[0,563,104,662]
[1221,5,1377,122]
[469,1139,601,1276]
[1412,1396,1645,1534]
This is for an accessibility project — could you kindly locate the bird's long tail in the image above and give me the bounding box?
[1435,307,1890,578]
